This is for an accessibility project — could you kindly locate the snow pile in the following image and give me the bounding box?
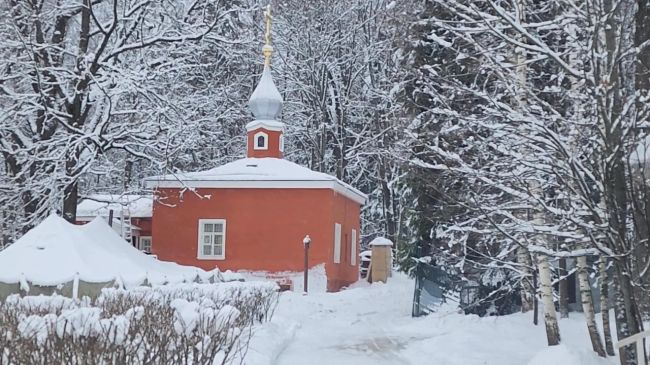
[238,264,329,293]
[0,281,278,365]
[0,215,215,289]
[527,344,613,365]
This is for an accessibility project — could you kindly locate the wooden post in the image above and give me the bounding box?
[303,235,311,294]
[108,209,114,227]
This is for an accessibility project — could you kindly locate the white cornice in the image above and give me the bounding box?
[144,179,367,205]
[246,119,285,132]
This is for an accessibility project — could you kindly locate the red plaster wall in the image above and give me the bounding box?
[132,218,152,237]
[325,191,362,291]
[246,128,283,158]
[151,188,360,291]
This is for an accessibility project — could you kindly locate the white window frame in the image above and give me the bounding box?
[197,219,227,260]
[333,223,342,264]
[279,134,285,152]
[139,236,152,253]
[253,131,268,150]
[350,229,357,266]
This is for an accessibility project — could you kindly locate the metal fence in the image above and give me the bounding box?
[412,262,455,317]
[412,261,521,317]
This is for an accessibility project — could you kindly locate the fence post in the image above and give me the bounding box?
[616,330,649,365]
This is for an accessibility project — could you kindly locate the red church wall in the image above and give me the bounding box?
[151,187,360,291]
[325,192,361,291]
[246,128,283,158]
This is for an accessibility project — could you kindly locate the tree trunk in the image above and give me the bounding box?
[599,257,615,356]
[537,254,561,346]
[577,255,606,357]
[518,246,535,313]
[62,180,78,224]
[559,257,569,318]
[613,260,645,365]
[533,269,539,326]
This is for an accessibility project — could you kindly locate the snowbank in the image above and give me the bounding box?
[237,264,328,293]
[0,215,215,290]
[527,344,613,365]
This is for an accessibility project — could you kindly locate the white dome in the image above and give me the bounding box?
[248,65,283,120]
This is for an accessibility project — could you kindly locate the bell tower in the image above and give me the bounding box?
[246,5,284,159]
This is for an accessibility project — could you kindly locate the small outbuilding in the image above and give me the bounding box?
[367,237,394,284]
[76,194,153,253]
[0,215,212,300]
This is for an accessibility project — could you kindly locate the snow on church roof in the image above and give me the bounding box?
[248,66,283,120]
[144,157,367,204]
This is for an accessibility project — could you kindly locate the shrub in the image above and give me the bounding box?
[0,282,278,365]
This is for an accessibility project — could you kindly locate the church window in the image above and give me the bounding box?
[198,219,226,260]
[333,223,342,263]
[253,131,268,150]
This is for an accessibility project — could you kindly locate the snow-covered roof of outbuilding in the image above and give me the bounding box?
[77,194,153,219]
[369,237,393,246]
[144,157,367,204]
[0,215,210,287]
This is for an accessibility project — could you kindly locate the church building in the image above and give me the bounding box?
[144,11,366,291]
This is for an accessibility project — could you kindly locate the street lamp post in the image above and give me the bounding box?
[303,235,311,294]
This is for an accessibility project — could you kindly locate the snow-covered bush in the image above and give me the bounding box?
[0,282,278,364]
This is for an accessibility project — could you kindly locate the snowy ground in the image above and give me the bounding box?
[246,272,617,365]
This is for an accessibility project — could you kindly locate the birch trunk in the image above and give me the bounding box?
[599,257,615,356]
[511,0,535,316]
[559,257,569,318]
[518,246,534,313]
[537,254,560,345]
[576,255,606,357]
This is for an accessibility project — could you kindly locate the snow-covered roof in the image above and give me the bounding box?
[0,215,211,286]
[369,237,393,246]
[144,157,367,204]
[248,65,283,120]
[77,194,153,218]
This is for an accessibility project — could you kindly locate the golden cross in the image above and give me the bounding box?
[263,5,273,66]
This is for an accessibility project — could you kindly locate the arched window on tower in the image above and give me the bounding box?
[253,131,268,150]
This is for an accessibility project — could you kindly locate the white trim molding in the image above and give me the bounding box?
[253,131,269,150]
[146,179,367,205]
[351,229,357,266]
[197,219,226,260]
[246,120,285,132]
